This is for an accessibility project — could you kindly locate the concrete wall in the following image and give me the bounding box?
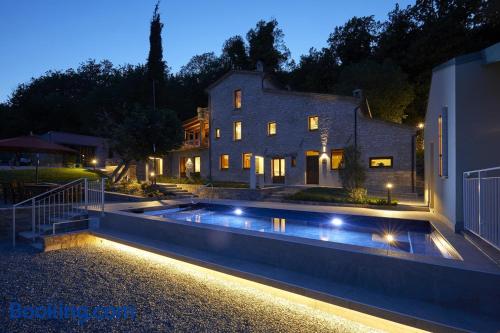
[455,59,500,229]
[425,49,500,230]
[425,62,457,229]
[207,71,415,190]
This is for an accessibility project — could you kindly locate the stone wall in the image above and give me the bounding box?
[174,184,279,201]
[206,71,416,192]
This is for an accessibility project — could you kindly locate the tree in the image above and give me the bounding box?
[146,1,167,108]
[334,60,414,123]
[328,16,379,65]
[222,35,250,70]
[105,105,183,182]
[339,145,366,201]
[247,19,290,72]
[287,47,340,93]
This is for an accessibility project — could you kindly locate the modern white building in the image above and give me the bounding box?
[425,42,500,232]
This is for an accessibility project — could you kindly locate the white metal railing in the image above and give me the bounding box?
[463,166,500,249]
[12,177,105,246]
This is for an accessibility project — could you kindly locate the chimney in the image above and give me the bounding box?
[255,60,264,72]
[352,89,363,99]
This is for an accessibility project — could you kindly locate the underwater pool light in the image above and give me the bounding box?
[234,208,243,215]
[331,218,343,226]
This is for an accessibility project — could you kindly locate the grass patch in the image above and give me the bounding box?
[0,168,100,184]
[287,187,397,206]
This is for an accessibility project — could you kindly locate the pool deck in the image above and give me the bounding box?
[94,199,500,332]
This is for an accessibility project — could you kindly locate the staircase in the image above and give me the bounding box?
[157,183,198,199]
[12,178,106,247]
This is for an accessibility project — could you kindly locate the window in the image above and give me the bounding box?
[308,116,319,131]
[331,149,344,170]
[242,153,251,169]
[234,90,242,109]
[233,121,242,141]
[255,156,264,175]
[220,154,229,170]
[215,128,221,139]
[268,122,277,136]
[194,156,201,173]
[369,157,393,168]
[438,108,448,177]
[291,156,297,167]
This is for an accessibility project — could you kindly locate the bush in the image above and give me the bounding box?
[339,145,366,191]
[349,188,367,202]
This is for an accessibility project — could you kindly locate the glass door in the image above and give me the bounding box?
[272,158,285,183]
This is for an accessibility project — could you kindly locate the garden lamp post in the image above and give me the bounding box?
[386,183,393,204]
[150,171,156,185]
[92,158,97,171]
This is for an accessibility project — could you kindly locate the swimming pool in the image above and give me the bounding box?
[140,203,455,259]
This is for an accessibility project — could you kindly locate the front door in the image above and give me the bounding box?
[306,153,319,184]
[272,158,285,183]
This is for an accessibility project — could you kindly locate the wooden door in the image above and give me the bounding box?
[306,155,319,184]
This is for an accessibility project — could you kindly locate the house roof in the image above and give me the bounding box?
[205,70,265,92]
[433,41,500,72]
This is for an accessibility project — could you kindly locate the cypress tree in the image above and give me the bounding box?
[146,2,166,107]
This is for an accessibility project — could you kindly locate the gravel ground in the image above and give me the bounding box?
[0,242,383,333]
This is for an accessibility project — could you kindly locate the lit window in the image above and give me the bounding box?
[369,157,393,168]
[234,90,242,109]
[331,149,344,170]
[220,154,229,170]
[255,156,264,175]
[215,128,221,139]
[242,153,251,169]
[438,108,448,177]
[194,156,201,173]
[233,121,242,141]
[268,122,277,136]
[308,116,319,131]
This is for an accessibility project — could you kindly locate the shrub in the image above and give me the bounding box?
[338,145,366,200]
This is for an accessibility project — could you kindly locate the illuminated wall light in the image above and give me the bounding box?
[92,237,422,333]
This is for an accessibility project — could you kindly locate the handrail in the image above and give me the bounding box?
[464,166,500,176]
[13,178,84,207]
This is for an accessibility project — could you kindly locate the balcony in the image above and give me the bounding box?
[179,137,209,150]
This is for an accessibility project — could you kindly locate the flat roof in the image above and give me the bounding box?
[432,41,500,72]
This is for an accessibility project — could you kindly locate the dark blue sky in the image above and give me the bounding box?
[0,0,413,102]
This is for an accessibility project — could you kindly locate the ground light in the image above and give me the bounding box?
[385,234,395,243]
[331,218,343,227]
[386,183,393,203]
[95,237,424,333]
[234,208,243,215]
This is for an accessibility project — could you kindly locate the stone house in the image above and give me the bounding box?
[163,69,416,193]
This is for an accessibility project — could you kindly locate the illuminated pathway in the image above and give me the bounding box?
[0,239,424,332]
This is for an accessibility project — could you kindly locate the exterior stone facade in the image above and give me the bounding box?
[167,70,416,192]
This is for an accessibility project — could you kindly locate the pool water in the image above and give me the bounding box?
[141,204,455,259]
